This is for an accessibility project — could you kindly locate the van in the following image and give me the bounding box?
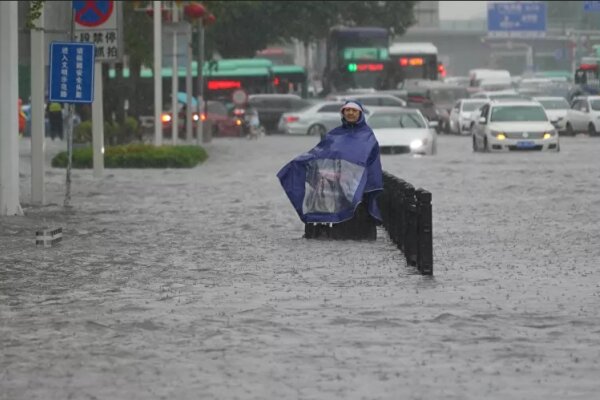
[468,69,511,92]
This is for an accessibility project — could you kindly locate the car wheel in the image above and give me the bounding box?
[308,124,326,136]
[588,123,597,137]
[566,122,574,136]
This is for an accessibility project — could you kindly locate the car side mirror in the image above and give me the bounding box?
[478,116,487,124]
[428,121,439,129]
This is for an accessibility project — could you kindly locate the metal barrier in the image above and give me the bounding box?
[379,171,433,275]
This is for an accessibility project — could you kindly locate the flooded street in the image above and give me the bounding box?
[2,134,600,399]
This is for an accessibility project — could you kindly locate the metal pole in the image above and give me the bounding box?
[153,0,163,146]
[0,1,22,216]
[31,2,46,205]
[196,23,204,146]
[92,60,105,178]
[65,3,76,207]
[171,1,179,145]
[185,28,193,142]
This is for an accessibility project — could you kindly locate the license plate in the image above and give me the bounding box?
[516,141,535,148]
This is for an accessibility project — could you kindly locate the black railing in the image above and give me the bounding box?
[379,171,433,275]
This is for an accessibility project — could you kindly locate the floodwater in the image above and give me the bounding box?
[1,134,599,399]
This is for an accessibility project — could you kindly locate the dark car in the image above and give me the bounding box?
[248,94,310,134]
[405,83,469,133]
[162,100,243,138]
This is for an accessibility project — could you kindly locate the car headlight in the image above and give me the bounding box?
[410,138,428,150]
[491,130,506,140]
[543,130,557,139]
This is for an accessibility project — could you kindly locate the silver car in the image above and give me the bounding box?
[532,96,570,134]
[278,101,344,136]
[367,107,437,155]
[471,100,559,152]
[449,99,488,135]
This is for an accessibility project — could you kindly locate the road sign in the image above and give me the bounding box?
[584,1,600,12]
[73,0,122,62]
[232,89,248,106]
[487,2,546,38]
[48,42,95,103]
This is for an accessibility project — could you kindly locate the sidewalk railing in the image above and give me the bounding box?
[379,171,433,275]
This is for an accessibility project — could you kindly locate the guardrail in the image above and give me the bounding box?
[379,171,433,275]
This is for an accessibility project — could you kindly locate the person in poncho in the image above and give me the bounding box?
[277,100,383,240]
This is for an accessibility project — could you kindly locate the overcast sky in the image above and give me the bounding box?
[439,1,488,20]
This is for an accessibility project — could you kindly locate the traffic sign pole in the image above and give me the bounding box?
[31,5,46,205]
[154,1,163,146]
[171,6,179,146]
[92,60,104,178]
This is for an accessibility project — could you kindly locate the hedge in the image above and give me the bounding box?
[51,144,208,168]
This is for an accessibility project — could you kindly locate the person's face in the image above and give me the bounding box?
[343,107,360,123]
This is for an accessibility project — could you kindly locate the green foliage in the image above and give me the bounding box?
[51,144,208,169]
[74,121,92,144]
[74,117,142,145]
[26,0,46,30]
[201,1,417,56]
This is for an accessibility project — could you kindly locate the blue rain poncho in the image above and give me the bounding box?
[277,100,383,224]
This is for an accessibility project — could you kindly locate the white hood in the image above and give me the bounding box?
[372,128,432,147]
[488,121,556,133]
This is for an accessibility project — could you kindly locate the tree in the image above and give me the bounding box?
[202,1,417,58]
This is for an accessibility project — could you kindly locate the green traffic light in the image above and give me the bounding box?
[347,63,357,72]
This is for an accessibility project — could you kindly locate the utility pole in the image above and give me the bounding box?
[153,1,163,146]
[0,1,23,216]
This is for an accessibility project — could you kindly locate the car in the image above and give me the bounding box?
[162,97,242,138]
[532,96,570,134]
[248,94,310,134]
[470,90,524,101]
[366,107,437,155]
[326,93,407,108]
[448,99,488,135]
[278,101,344,136]
[563,96,600,136]
[402,83,469,131]
[471,100,559,152]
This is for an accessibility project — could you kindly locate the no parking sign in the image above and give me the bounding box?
[73,0,122,62]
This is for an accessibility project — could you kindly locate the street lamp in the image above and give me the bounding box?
[184,2,215,145]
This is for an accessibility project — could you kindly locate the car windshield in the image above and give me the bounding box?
[490,105,548,122]
[537,99,569,110]
[368,112,426,129]
[462,101,486,111]
[591,100,600,111]
[429,88,468,103]
[489,93,523,100]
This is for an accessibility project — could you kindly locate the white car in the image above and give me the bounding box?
[564,96,600,136]
[470,90,524,101]
[471,100,559,152]
[326,93,407,108]
[532,96,570,134]
[366,107,437,155]
[278,101,344,136]
[449,99,488,135]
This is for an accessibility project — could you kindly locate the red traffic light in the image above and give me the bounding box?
[204,13,216,26]
[184,3,206,19]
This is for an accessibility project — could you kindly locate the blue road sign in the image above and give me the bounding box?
[487,2,546,38]
[48,42,95,104]
[584,1,600,12]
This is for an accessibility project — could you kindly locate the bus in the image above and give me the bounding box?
[256,47,295,66]
[323,26,390,94]
[387,42,438,88]
[272,65,308,98]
